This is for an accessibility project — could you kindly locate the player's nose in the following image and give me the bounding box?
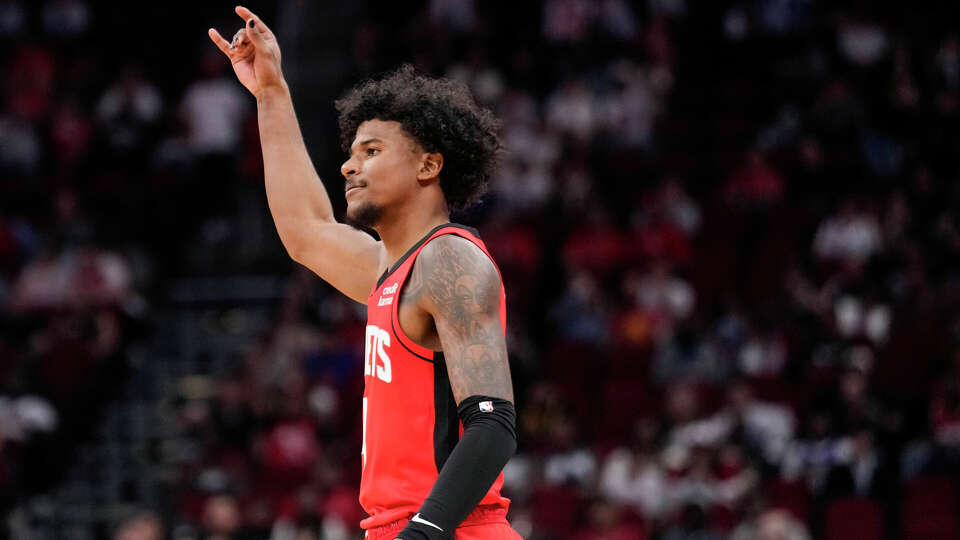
[341,157,359,178]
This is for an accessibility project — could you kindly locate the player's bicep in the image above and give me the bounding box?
[419,236,513,405]
[289,219,385,304]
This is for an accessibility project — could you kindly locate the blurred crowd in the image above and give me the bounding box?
[4,0,960,539]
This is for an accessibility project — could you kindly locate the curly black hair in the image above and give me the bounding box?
[335,64,503,211]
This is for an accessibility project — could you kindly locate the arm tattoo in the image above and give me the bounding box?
[406,235,514,404]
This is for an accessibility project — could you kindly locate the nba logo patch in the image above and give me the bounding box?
[479,401,494,412]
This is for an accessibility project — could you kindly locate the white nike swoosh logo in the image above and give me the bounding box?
[411,513,444,532]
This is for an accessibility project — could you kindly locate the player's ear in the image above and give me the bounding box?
[417,152,444,183]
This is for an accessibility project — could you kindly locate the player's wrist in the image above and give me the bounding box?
[255,80,291,103]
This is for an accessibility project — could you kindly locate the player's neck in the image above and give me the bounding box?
[376,208,450,268]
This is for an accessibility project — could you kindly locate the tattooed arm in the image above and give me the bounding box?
[395,234,516,540]
[413,234,513,404]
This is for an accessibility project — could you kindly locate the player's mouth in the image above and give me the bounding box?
[345,184,366,198]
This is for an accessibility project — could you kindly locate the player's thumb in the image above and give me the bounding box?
[245,19,267,50]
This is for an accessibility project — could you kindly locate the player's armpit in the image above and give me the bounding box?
[415,235,514,405]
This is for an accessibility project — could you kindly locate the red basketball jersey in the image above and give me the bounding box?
[358,224,511,530]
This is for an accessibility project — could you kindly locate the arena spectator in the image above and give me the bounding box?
[179,50,250,158]
[730,508,811,540]
[813,200,884,266]
[96,66,164,154]
[114,511,165,540]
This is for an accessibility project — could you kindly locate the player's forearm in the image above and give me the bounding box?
[256,84,336,253]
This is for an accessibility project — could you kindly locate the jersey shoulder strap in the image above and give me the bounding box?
[372,223,499,293]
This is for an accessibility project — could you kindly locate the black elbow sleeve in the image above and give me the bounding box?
[457,396,518,442]
[396,396,517,540]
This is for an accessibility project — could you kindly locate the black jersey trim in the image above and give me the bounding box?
[390,312,434,363]
[433,351,461,473]
[375,223,480,289]
[383,223,484,362]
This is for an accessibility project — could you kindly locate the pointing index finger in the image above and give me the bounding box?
[208,28,233,55]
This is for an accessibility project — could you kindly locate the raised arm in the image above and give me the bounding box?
[208,7,383,303]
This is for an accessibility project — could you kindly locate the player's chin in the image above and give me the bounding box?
[345,201,384,230]
[344,200,365,221]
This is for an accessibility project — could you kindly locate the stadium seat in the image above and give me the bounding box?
[708,504,738,532]
[764,479,809,523]
[825,498,882,540]
[531,484,583,537]
[592,379,652,444]
[901,476,960,540]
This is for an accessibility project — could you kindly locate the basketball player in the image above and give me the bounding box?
[209,7,520,540]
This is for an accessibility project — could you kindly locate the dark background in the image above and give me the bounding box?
[3,1,960,539]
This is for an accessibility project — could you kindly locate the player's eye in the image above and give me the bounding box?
[366,148,380,156]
